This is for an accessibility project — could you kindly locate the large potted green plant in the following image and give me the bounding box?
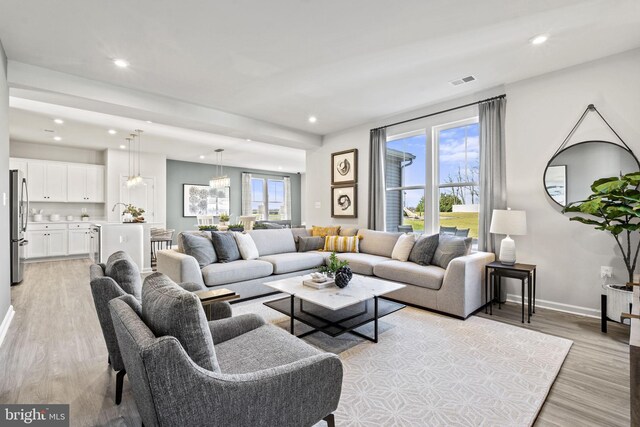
[563,171,640,323]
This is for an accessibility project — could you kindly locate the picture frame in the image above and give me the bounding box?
[331,185,357,218]
[183,184,230,217]
[331,148,358,185]
[545,165,567,206]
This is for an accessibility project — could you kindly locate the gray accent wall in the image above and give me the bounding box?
[0,39,11,325]
[166,159,302,239]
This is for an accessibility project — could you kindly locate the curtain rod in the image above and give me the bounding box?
[370,94,506,132]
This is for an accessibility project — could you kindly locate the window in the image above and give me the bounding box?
[249,176,290,220]
[384,117,480,239]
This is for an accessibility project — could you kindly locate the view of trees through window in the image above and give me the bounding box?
[251,177,286,220]
[385,120,480,238]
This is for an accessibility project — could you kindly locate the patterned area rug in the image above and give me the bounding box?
[233,299,572,427]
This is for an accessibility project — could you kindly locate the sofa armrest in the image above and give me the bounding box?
[439,251,496,318]
[156,249,205,287]
[208,313,265,344]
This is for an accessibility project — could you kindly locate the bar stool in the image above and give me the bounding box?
[150,228,175,266]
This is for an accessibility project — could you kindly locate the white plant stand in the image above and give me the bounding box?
[601,284,634,332]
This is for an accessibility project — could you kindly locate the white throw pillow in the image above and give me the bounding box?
[391,233,416,262]
[234,232,259,260]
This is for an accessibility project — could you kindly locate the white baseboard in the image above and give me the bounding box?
[506,294,600,319]
[0,305,15,349]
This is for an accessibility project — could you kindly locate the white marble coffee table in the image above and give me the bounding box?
[264,274,405,343]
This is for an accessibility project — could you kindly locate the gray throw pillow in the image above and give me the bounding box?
[432,235,473,269]
[408,233,439,266]
[210,232,241,263]
[141,273,219,372]
[104,251,142,301]
[181,232,217,267]
[298,236,325,252]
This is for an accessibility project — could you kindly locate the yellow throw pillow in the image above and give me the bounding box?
[324,235,359,253]
[311,225,341,238]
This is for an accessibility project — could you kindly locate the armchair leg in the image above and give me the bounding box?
[323,413,335,427]
[115,369,126,405]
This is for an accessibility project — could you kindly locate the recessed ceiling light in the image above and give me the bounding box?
[53,136,62,141]
[308,116,317,123]
[530,34,549,45]
[108,129,117,135]
[278,166,283,170]
[53,118,64,124]
[246,139,251,142]
[120,145,126,149]
[146,120,153,124]
[199,155,205,159]
[113,58,129,68]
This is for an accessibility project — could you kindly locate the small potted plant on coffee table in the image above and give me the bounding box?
[319,252,353,288]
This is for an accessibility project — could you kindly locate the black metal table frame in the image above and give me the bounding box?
[485,264,537,323]
[287,294,381,343]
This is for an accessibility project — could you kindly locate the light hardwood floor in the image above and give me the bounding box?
[0,260,631,426]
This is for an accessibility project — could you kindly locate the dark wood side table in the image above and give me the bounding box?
[485,261,537,323]
[195,288,240,320]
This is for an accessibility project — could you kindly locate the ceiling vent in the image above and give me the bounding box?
[449,75,476,86]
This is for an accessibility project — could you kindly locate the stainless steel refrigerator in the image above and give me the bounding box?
[10,170,28,284]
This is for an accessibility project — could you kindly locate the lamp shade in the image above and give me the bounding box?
[490,209,527,236]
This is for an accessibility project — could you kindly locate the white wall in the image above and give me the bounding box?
[305,48,640,315]
[105,149,166,224]
[10,140,104,165]
[504,48,640,315]
[0,40,11,334]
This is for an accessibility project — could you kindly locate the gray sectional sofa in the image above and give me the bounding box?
[157,228,495,319]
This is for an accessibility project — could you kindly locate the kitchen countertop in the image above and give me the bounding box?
[29,219,108,224]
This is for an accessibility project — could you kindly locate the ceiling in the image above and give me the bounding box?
[9,98,306,173]
[1,0,639,136]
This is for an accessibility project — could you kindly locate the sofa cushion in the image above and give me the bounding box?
[391,233,416,262]
[216,324,320,374]
[373,260,445,290]
[181,232,217,267]
[408,233,439,266]
[258,252,325,274]
[201,260,274,286]
[177,231,212,253]
[324,252,390,276]
[324,235,359,253]
[233,232,259,260]
[211,232,241,263]
[298,236,325,252]
[357,229,402,258]
[105,251,142,301]
[141,273,219,372]
[291,227,310,243]
[432,235,473,269]
[247,229,296,256]
[311,225,340,238]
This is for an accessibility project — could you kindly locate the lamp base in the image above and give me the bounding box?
[499,235,516,265]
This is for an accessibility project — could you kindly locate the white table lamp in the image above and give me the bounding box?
[490,208,527,265]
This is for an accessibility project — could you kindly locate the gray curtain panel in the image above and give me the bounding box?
[478,97,507,253]
[368,128,387,230]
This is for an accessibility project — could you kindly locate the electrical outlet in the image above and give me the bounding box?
[600,266,613,278]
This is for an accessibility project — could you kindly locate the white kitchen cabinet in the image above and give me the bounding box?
[68,165,104,202]
[26,225,69,258]
[9,158,27,176]
[47,230,68,256]
[26,231,47,258]
[68,229,91,255]
[28,161,68,201]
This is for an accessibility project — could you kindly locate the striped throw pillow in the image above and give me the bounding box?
[324,235,359,253]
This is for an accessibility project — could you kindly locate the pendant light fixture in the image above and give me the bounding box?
[209,148,230,189]
[125,129,146,188]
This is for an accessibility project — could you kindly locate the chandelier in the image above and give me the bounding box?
[209,148,230,189]
[126,129,145,188]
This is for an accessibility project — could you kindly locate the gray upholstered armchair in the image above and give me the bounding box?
[89,252,232,405]
[109,273,343,427]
